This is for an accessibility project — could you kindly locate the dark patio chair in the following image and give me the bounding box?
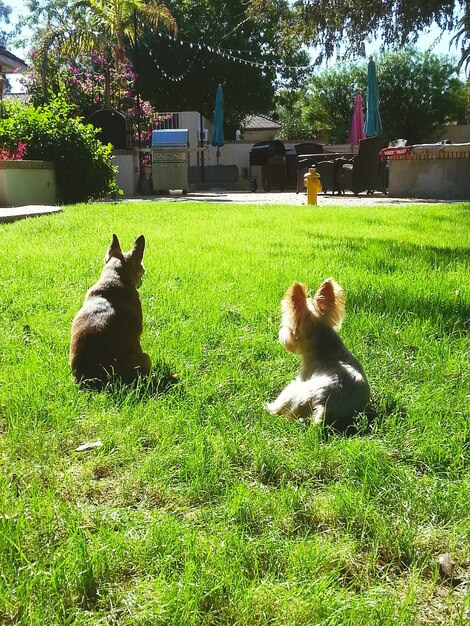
[337,136,388,195]
[295,142,324,193]
[316,157,346,194]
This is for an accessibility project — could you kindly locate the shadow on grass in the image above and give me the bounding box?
[78,358,180,401]
[312,391,409,439]
[321,409,373,438]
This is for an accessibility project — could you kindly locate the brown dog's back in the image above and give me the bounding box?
[70,234,151,387]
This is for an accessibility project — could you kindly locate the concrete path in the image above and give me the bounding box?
[122,190,453,206]
[0,191,454,224]
[0,204,62,224]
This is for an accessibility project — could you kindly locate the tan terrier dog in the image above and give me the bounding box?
[266,278,369,425]
[70,234,151,388]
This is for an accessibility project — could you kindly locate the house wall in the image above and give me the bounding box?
[437,124,470,144]
[242,129,280,142]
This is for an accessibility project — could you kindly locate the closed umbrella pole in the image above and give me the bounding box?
[364,58,382,137]
[349,93,366,144]
[211,83,225,165]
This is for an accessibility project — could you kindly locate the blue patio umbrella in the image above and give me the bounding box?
[364,57,382,137]
[211,83,225,164]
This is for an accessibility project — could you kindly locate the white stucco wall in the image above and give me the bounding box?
[389,155,470,199]
[113,150,139,196]
[0,160,56,206]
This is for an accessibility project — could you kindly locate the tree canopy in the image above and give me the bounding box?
[275,48,468,144]
[249,0,467,64]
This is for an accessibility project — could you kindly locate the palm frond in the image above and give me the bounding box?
[138,2,177,36]
[34,0,177,71]
[451,14,470,72]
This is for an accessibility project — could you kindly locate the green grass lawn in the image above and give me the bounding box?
[0,200,469,625]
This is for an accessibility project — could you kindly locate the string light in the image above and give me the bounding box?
[151,59,194,82]
[140,21,311,72]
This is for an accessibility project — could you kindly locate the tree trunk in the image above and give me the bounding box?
[104,67,111,108]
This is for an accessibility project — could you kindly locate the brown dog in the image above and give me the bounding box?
[69,234,151,388]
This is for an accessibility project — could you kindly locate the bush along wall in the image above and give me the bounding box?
[0,94,119,203]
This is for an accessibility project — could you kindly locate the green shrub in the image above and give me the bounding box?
[0,94,119,203]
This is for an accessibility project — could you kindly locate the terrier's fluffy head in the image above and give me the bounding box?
[104,234,146,288]
[278,278,346,354]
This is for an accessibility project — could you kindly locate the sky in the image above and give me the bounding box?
[5,0,26,51]
[4,0,466,92]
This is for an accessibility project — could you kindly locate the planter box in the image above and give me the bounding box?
[0,160,56,207]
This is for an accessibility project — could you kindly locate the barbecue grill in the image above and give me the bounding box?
[249,140,286,192]
[152,129,189,194]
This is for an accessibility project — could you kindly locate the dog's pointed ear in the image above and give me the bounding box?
[284,281,308,335]
[104,234,122,263]
[131,235,145,263]
[313,278,346,329]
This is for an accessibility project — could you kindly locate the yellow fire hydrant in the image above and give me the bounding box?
[304,167,322,205]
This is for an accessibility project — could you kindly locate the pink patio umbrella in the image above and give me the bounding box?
[348,93,366,144]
